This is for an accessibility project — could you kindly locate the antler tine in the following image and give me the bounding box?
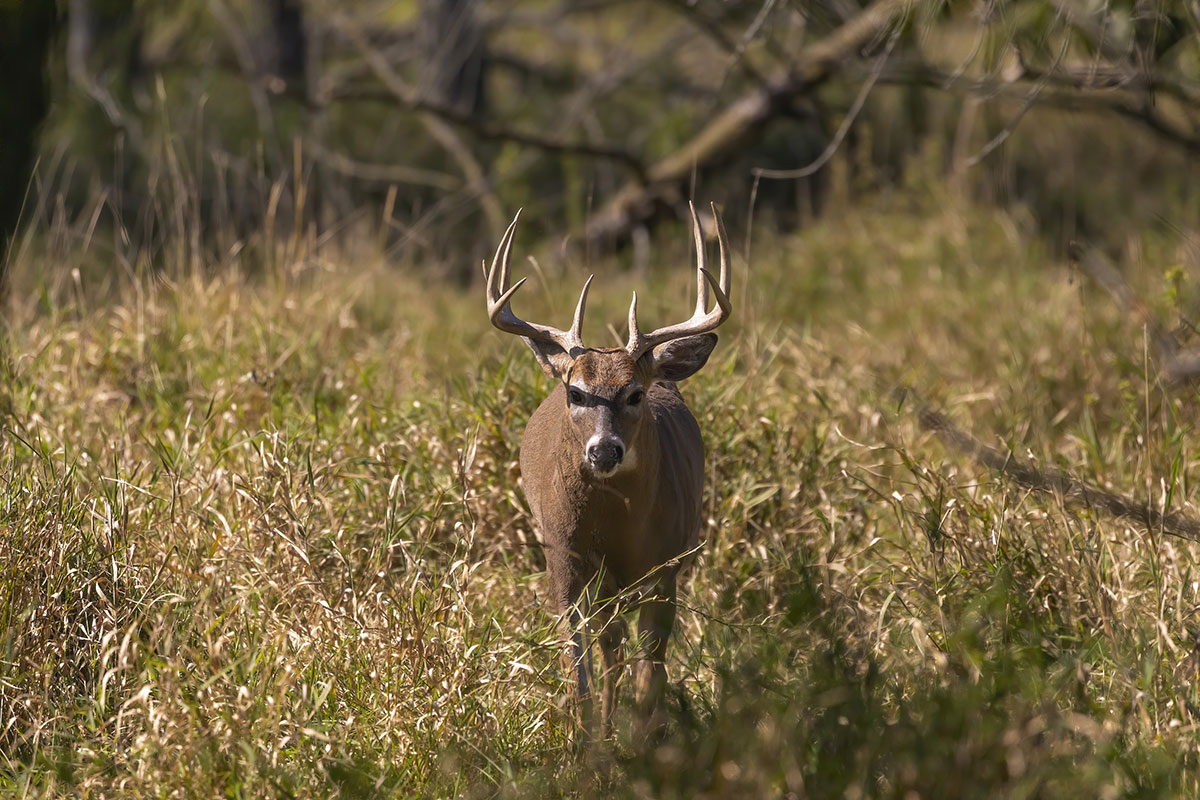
[570,275,594,344]
[486,210,522,302]
[485,210,588,355]
[625,206,733,360]
[689,202,709,318]
[627,291,641,353]
[712,201,731,300]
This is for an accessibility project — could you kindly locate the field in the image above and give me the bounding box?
[4,182,1200,798]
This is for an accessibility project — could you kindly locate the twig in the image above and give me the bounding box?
[583,0,914,247]
[336,15,505,239]
[65,0,145,153]
[752,27,898,180]
[322,87,647,177]
[656,0,773,87]
[964,35,1070,166]
[302,138,460,191]
[875,62,1200,158]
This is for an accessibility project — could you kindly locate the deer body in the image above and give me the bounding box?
[485,204,733,739]
[522,379,703,599]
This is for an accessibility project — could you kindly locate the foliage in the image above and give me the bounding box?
[4,175,1200,796]
[30,0,1200,274]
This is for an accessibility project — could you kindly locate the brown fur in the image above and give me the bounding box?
[520,346,708,740]
[566,348,637,394]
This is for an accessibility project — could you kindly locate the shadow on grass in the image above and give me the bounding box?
[493,556,1183,799]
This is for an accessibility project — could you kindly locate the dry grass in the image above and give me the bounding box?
[4,184,1200,798]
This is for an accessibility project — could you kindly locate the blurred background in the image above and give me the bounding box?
[9,4,1200,795]
[4,0,1200,286]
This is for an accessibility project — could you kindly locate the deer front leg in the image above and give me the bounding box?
[548,544,598,746]
[597,613,628,739]
[634,580,677,739]
[565,600,594,742]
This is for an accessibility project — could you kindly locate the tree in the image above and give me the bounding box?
[0,0,60,277]
[25,0,1200,265]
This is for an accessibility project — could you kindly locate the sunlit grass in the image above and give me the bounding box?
[3,185,1200,797]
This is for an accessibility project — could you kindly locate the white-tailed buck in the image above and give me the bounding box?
[485,202,732,739]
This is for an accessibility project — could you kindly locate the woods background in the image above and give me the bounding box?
[7,2,1200,798]
[5,0,1200,279]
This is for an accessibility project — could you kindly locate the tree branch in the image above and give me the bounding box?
[66,0,145,153]
[581,0,914,248]
[335,14,506,238]
[919,406,1200,541]
[752,26,898,180]
[654,0,773,87]
[875,61,1200,157]
[322,86,648,177]
[303,138,461,191]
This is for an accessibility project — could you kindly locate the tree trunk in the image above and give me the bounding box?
[271,0,309,100]
[418,0,486,116]
[0,1,60,274]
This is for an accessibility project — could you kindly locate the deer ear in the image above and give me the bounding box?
[524,337,575,379]
[642,333,718,382]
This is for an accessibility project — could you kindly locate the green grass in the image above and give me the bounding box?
[4,185,1200,797]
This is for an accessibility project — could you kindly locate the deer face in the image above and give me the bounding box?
[559,340,717,479]
[564,349,644,477]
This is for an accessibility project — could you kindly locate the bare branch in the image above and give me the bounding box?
[303,138,460,191]
[654,0,773,87]
[478,0,642,32]
[963,35,1070,167]
[323,85,648,177]
[919,406,1200,541]
[874,61,1200,158]
[334,14,505,238]
[66,0,145,152]
[320,6,648,179]
[582,0,915,247]
[752,26,898,180]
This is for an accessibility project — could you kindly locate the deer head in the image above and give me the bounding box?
[486,203,732,479]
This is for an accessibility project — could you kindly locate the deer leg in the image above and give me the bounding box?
[558,565,609,748]
[549,543,599,747]
[564,594,596,745]
[634,581,677,739]
[597,613,627,739]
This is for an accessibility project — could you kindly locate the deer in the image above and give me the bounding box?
[484,202,732,741]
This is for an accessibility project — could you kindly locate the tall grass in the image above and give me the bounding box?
[3,180,1200,797]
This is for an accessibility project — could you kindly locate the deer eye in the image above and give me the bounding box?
[567,388,585,405]
[627,390,644,407]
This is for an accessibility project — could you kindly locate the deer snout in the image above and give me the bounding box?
[585,437,625,476]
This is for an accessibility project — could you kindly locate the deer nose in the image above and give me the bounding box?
[586,440,625,473]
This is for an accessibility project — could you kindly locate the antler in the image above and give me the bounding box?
[486,210,592,356]
[625,202,732,360]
